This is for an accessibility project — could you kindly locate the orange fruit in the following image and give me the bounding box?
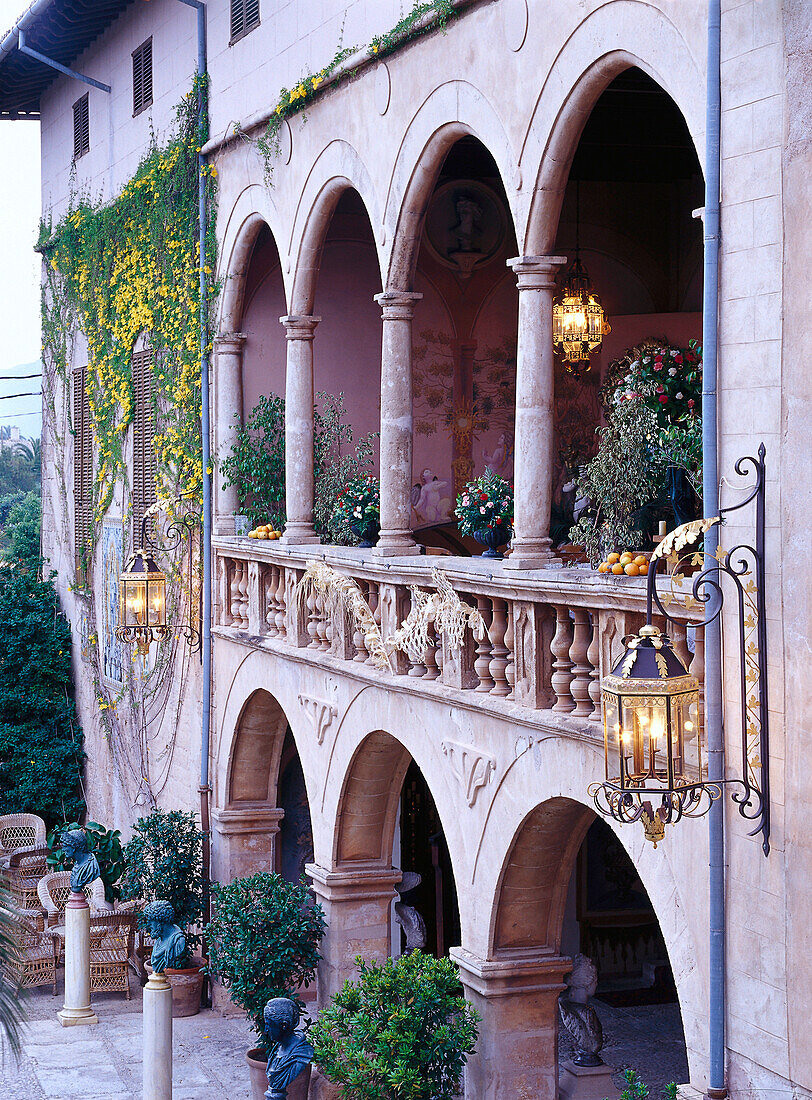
[619,553,633,565]
[607,553,620,564]
[624,563,639,576]
[634,555,647,566]
[598,562,609,574]
[611,563,624,575]
[639,562,649,575]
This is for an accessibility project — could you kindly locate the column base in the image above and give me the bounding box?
[559,1061,620,1100]
[58,1007,98,1027]
[504,537,559,570]
[372,532,419,557]
[281,524,321,546]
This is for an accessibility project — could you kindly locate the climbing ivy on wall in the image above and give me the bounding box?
[40,78,217,527]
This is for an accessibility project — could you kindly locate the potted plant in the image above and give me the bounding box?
[454,469,514,558]
[120,809,205,1016]
[310,950,479,1100]
[205,871,325,1100]
[331,474,380,547]
[47,820,126,905]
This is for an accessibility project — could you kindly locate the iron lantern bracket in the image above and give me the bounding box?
[140,503,203,659]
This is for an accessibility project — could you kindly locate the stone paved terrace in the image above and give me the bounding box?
[0,976,690,1099]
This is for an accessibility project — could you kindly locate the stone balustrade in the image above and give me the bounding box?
[214,539,705,731]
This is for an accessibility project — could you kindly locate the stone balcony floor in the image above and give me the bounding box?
[1,976,689,1099]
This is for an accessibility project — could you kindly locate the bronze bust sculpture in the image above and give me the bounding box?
[144,900,186,973]
[264,998,313,1100]
[62,829,101,893]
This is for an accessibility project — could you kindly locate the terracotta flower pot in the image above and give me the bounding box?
[246,1049,311,1100]
[145,957,205,1018]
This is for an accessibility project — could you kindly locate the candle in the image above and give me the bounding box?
[658,520,667,538]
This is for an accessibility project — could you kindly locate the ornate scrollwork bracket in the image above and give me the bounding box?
[142,497,202,658]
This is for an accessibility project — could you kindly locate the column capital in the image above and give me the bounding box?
[211,806,285,836]
[279,314,321,340]
[507,255,567,290]
[374,290,423,321]
[213,331,247,353]
[306,863,402,903]
[449,947,571,997]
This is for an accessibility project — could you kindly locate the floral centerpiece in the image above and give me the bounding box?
[603,341,702,427]
[331,474,381,547]
[455,469,514,558]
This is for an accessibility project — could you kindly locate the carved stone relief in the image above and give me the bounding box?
[442,739,496,806]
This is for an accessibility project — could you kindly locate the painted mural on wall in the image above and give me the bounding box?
[101,522,125,686]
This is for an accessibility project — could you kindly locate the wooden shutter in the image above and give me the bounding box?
[132,38,153,116]
[73,367,92,583]
[73,94,89,160]
[131,349,157,545]
[231,0,260,43]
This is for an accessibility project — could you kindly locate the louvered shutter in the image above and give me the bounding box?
[73,94,89,159]
[132,39,153,116]
[231,0,260,43]
[73,367,93,583]
[131,349,157,545]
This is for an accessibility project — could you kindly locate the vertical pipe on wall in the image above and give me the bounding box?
[702,0,726,1096]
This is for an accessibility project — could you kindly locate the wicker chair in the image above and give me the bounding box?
[2,905,57,994]
[89,912,136,1000]
[37,871,111,928]
[0,814,47,866]
[6,846,49,910]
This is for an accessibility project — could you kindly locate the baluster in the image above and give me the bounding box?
[238,561,250,627]
[488,597,510,697]
[423,623,440,681]
[504,602,516,700]
[672,620,691,669]
[587,612,601,714]
[353,581,370,662]
[366,582,381,666]
[316,592,330,651]
[229,561,241,625]
[264,568,277,636]
[275,567,287,639]
[474,595,494,692]
[569,608,594,717]
[551,605,575,712]
[306,589,319,648]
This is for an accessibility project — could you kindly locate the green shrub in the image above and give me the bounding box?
[0,569,84,825]
[221,390,376,543]
[609,1068,678,1100]
[47,820,125,904]
[4,491,42,571]
[120,809,204,965]
[311,951,479,1100]
[206,872,325,1053]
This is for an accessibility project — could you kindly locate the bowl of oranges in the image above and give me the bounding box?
[247,524,283,540]
[597,551,649,577]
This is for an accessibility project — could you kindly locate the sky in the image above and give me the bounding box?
[0,0,42,438]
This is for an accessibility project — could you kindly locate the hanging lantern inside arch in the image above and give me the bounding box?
[552,257,611,375]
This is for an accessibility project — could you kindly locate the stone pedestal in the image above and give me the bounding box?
[451,948,570,1100]
[559,1060,621,1100]
[280,315,321,545]
[57,891,98,1027]
[143,968,173,1100]
[504,256,566,570]
[373,291,422,556]
[213,333,246,536]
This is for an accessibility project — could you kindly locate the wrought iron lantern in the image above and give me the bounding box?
[552,257,611,375]
[590,445,772,854]
[116,545,169,656]
[116,502,201,658]
[597,624,706,847]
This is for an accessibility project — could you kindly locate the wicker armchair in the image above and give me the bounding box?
[2,905,57,994]
[6,846,49,910]
[37,871,111,928]
[89,912,136,1000]
[0,814,47,865]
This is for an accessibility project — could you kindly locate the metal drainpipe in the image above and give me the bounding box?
[702,0,726,1096]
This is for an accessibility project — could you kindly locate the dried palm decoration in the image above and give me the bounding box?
[652,516,720,562]
[296,561,393,671]
[387,567,484,662]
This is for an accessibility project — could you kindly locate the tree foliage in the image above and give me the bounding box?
[0,570,84,825]
[611,1068,678,1100]
[120,809,204,965]
[206,872,325,1053]
[3,491,41,570]
[311,951,479,1100]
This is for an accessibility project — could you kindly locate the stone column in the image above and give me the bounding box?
[57,890,98,1027]
[143,968,173,1100]
[280,315,321,545]
[504,256,567,570]
[373,291,422,556]
[213,333,246,536]
[450,948,570,1100]
[210,806,284,883]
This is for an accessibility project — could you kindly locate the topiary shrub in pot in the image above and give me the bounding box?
[120,809,205,1016]
[310,950,480,1100]
[205,871,325,1100]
